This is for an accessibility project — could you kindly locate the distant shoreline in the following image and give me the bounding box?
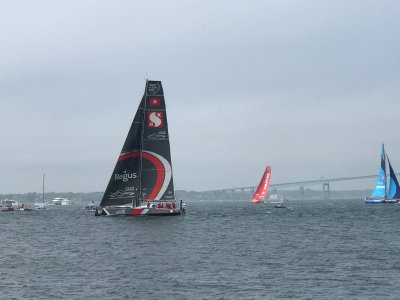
[0,189,373,203]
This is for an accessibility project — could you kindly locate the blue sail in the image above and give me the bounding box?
[371,144,386,198]
[388,156,400,200]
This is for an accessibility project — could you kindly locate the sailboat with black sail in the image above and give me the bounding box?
[95,80,184,216]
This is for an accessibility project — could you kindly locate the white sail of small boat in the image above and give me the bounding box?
[95,80,184,216]
[251,166,271,203]
[35,174,46,209]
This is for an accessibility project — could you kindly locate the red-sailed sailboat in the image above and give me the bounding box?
[251,166,271,203]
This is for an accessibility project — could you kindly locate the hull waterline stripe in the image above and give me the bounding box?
[131,208,144,216]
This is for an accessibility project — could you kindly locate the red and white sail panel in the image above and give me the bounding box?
[251,166,271,203]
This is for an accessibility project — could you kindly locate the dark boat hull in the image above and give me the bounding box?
[384,199,398,204]
[1,207,14,211]
[95,206,184,216]
[1,207,33,211]
[274,205,286,208]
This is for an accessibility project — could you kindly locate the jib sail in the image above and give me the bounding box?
[251,166,272,203]
[371,144,387,198]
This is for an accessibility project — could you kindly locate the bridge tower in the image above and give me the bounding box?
[323,182,330,200]
[299,186,305,199]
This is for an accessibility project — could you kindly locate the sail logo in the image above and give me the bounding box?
[148,112,163,128]
[264,173,271,187]
[147,82,161,94]
[149,97,161,107]
[114,170,137,182]
[147,131,167,140]
[109,187,135,199]
[117,150,172,201]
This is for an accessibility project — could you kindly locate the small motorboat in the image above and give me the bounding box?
[35,203,46,209]
[85,201,96,211]
[271,195,289,209]
[2,206,15,211]
[16,204,33,211]
[274,203,286,209]
[1,202,32,211]
[1,200,19,211]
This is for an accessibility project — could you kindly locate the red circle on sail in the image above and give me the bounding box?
[118,152,165,200]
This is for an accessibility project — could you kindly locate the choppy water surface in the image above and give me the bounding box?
[1,199,400,299]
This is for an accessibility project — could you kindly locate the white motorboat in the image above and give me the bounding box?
[52,197,72,205]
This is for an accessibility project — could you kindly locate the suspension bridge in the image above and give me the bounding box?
[201,174,384,200]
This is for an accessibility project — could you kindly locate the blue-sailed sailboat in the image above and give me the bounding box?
[365,144,400,203]
[365,144,386,203]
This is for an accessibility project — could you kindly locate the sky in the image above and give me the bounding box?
[1,0,399,193]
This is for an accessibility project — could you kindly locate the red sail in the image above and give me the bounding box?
[251,166,271,203]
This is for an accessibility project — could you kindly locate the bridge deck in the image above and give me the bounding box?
[203,174,383,193]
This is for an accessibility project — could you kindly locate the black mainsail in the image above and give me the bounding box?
[97,80,181,216]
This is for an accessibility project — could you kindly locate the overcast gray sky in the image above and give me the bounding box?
[1,0,399,193]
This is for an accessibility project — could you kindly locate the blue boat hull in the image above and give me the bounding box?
[364,198,386,204]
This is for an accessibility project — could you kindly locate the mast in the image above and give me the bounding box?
[138,80,147,206]
[42,173,45,203]
[383,143,387,198]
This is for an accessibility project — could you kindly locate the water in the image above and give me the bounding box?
[1,199,400,299]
